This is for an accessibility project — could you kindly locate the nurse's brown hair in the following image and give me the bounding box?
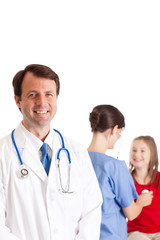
[89,104,125,133]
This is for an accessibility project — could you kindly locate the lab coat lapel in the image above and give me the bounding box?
[14,124,47,182]
[21,140,47,182]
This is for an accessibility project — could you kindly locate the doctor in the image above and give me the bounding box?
[0,64,102,240]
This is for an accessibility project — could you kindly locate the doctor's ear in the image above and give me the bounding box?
[14,96,21,109]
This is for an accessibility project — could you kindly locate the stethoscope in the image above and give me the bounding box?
[11,129,73,194]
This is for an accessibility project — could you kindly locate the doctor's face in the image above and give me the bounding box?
[15,72,57,133]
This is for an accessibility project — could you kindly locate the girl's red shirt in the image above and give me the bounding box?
[127,171,160,233]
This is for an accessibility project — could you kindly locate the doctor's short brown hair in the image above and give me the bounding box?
[12,64,60,98]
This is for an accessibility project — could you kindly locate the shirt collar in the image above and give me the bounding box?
[20,122,53,151]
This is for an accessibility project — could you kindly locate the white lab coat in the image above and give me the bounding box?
[0,123,102,240]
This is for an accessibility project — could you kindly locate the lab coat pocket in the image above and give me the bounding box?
[62,190,83,223]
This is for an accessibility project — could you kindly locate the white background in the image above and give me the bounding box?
[0,1,160,166]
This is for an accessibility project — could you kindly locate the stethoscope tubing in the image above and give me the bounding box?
[11,128,73,192]
[11,128,71,165]
[53,129,71,164]
[11,129,23,165]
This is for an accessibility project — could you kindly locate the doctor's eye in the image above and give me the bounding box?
[46,92,55,97]
[28,92,37,98]
[29,93,36,97]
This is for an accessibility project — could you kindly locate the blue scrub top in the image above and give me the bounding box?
[88,152,138,240]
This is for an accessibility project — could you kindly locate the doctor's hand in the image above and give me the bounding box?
[137,191,153,207]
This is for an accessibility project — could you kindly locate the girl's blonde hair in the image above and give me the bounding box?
[129,136,159,185]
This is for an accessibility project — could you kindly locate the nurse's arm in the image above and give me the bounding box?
[122,191,153,221]
[0,182,20,240]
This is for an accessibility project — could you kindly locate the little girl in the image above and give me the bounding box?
[128,136,160,240]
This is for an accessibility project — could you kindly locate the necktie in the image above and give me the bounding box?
[40,143,51,175]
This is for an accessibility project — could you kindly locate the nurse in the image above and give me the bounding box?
[0,64,102,240]
[87,104,153,240]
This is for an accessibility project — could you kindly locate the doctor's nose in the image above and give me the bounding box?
[36,94,47,106]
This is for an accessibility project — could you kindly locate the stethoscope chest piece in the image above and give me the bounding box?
[17,165,29,178]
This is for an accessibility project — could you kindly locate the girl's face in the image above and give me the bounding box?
[130,140,151,170]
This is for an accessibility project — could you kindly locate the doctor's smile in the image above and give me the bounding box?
[34,110,49,114]
[33,108,50,116]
